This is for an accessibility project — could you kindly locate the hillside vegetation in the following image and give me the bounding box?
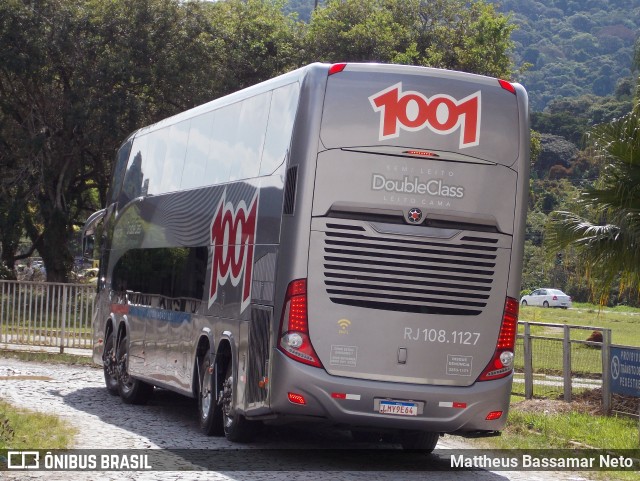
[497,0,640,111]
[288,0,640,112]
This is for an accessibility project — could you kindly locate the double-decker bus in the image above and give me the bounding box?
[84,62,529,451]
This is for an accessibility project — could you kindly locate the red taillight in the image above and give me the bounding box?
[478,297,518,381]
[278,279,323,368]
[498,79,516,95]
[553,295,558,300]
[328,63,347,75]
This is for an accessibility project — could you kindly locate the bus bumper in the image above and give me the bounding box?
[267,350,512,434]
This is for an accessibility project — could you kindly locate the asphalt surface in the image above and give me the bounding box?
[0,357,592,481]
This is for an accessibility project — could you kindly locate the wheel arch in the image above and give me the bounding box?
[192,332,213,398]
[115,316,131,356]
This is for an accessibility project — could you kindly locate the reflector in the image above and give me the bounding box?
[288,392,306,405]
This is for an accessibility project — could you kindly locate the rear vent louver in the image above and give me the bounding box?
[323,224,498,316]
[283,166,298,215]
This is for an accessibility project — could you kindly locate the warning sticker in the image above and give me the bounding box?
[446,354,473,376]
[330,345,358,367]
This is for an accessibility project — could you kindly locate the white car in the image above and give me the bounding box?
[520,288,572,309]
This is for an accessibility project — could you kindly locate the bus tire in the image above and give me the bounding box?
[222,361,254,442]
[399,430,439,452]
[103,330,119,395]
[116,334,154,405]
[198,349,224,436]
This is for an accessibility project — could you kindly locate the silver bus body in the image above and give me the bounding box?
[87,63,529,443]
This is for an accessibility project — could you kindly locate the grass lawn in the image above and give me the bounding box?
[0,399,76,449]
[514,304,640,378]
[0,349,95,366]
[519,304,640,347]
[471,394,640,481]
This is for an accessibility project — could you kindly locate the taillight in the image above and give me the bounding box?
[498,79,516,95]
[328,63,347,75]
[553,295,558,300]
[478,297,518,381]
[278,279,323,368]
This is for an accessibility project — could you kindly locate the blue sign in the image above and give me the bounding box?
[610,347,640,397]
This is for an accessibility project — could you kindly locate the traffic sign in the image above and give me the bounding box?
[610,347,640,397]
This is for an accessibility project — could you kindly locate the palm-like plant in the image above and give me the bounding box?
[546,103,640,303]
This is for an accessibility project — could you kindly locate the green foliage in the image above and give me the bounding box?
[535,134,578,174]
[205,0,304,93]
[303,0,517,78]
[0,399,76,449]
[546,104,640,304]
[0,0,520,281]
[496,408,640,451]
[0,0,299,281]
[532,94,633,146]
[0,261,15,280]
[493,0,640,110]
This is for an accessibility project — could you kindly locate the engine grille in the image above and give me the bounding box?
[322,223,500,316]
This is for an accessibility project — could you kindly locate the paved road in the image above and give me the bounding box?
[0,358,590,481]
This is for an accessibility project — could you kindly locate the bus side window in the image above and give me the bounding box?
[205,103,239,186]
[157,121,190,195]
[143,128,168,196]
[120,135,148,206]
[181,112,215,191]
[228,93,269,182]
[260,83,300,176]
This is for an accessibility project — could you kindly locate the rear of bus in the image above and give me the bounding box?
[271,63,528,438]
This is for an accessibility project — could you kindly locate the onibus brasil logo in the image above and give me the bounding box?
[369,82,481,148]
[209,189,259,313]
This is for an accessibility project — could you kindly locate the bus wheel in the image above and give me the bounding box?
[221,361,254,442]
[399,431,439,452]
[198,349,223,436]
[116,334,154,405]
[102,331,119,395]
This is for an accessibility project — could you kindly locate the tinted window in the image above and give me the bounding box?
[112,247,207,311]
[109,139,133,204]
[144,129,168,195]
[181,112,214,190]
[229,93,270,181]
[261,83,300,175]
[120,135,148,206]
[203,103,239,186]
[158,120,190,194]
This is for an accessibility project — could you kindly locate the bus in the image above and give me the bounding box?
[84,62,529,451]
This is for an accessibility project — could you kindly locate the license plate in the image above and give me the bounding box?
[378,400,418,416]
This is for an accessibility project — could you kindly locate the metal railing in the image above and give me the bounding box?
[0,280,95,352]
[515,321,613,412]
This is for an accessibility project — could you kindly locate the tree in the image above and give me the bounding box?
[204,0,303,94]
[546,100,640,303]
[0,0,517,282]
[304,0,517,79]
[0,0,297,281]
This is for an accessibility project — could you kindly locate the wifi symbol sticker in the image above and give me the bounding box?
[337,319,351,334]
